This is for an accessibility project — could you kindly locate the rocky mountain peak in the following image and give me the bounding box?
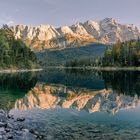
[100,18,118,25]
[10,18,140,51]
[71,22,91,37]
[58,25,73,35]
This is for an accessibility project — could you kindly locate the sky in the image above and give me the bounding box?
[0,0,140,27]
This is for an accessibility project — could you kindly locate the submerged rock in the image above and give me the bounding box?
[0,110,42,140]
[0,122,7,128]
[16,117,25,122]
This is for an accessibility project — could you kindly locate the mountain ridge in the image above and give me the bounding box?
[10,18,140,51]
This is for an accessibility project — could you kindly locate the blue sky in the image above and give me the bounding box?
[0,0,140,27]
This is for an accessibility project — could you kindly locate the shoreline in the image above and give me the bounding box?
[0,68,43,73]
[43,66,140,71]
[0,110,43,139]
[1,66,140,73]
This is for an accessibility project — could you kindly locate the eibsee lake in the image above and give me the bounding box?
[1,69,140,139]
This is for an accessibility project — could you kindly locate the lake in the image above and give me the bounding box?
[1,69,140,139]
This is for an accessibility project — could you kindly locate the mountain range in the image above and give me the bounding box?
[11,18,140,52]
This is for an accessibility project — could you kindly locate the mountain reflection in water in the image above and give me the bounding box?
[4,69,140,140]
[14,83,139,115]
[0,69,139,112]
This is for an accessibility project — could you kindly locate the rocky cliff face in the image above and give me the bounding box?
[11,18,140,51]
[14,83,139,114]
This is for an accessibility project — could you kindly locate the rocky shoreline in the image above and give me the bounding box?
[0,110,44,140]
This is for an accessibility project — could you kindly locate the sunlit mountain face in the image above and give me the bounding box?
[14,83,139,115]
[11,18,140,51]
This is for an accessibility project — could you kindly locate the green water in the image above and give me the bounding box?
[0,72,37,110]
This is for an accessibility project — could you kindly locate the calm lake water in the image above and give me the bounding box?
[1,69,140,139]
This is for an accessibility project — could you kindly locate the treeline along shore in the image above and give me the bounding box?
[65,39,140,68]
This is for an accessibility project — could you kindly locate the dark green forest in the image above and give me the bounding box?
[65,39,140,67]
[0,25,37,69]
[102,39,140,66]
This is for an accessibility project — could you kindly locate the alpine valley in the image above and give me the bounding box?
[9,18,140,67]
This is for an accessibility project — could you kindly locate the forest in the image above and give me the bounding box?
[0,25,37,69]
[65,39,140,67]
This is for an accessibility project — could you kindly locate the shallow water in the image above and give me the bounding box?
[9,107,140,140]
[1,69,140,139]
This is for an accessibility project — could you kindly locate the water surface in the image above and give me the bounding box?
[1,69,140,139]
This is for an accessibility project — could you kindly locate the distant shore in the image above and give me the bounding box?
[44,66,140,71]
[0,69,43,73]
[1,67,140,73]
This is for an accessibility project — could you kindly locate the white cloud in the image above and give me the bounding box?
[7,20,15,25]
